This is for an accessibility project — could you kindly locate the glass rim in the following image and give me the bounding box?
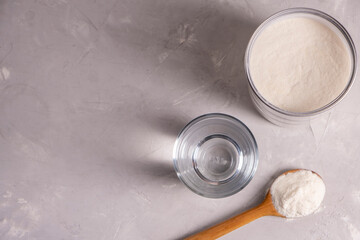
[244,7,357,117]
[172,113,259,198]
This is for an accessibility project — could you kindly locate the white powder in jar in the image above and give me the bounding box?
[270,170,326,218]
[249,16,352,112]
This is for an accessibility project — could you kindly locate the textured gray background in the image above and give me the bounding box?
[0,0,359,239]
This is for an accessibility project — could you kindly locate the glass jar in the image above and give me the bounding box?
[245,8,357,126]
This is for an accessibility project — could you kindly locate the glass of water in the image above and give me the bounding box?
[173,113,258,198]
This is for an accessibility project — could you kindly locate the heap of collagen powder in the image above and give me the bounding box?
[270,170,326,218]
[249,16,352,112]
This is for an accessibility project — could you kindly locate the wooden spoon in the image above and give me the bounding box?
[186,169,308,240]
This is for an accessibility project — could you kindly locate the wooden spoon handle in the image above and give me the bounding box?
[185,204,264,240]
[186,194,280,240]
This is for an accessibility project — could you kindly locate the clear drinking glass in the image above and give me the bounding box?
[245,8,357,126]
[173,113,258,198]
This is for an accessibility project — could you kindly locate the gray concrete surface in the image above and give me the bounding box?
[0,0,359,239]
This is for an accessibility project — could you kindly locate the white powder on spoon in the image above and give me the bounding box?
[270,170,326,218]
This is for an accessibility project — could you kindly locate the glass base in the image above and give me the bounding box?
[193,134,243,184]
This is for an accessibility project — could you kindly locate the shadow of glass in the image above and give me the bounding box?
[141,111,190,138]
[137,157,179,182]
